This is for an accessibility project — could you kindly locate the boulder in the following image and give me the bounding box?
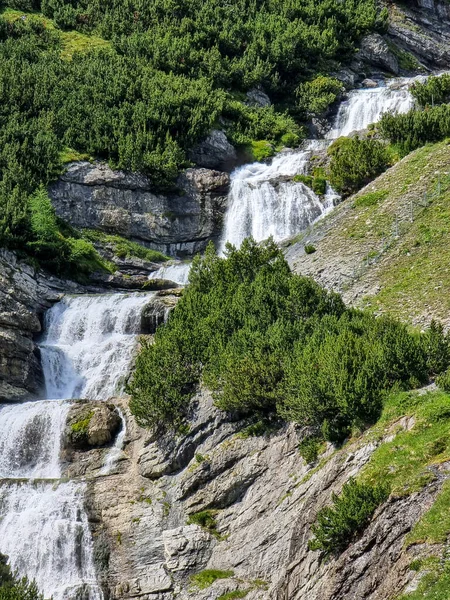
[246,87,271,107]
[359,33,399,75]
[189,130,237,170]
[65,401,122,450]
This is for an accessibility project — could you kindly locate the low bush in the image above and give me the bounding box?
[299,435,321,464]
[411,74,450,108]
[129,239,445,441]
[379,104,450,156]
[0,553,42,600]
[309,478,389,555]
[328,137,391,196]
[304,244,316,255]
[436,369,450,393]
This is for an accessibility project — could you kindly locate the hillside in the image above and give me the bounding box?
[286,140,450,329]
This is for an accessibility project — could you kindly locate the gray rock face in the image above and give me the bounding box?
[189,130,237,171]
[246,87,271,108]
[359,34,399,75]
[49,163,230,258]
[82,391,443,600]
[0,250,81,402]
[387,0,450,71]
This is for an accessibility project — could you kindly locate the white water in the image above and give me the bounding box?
[100,408,126,475]
[219,145,337,251]
[148,262,191,285]
[0,292,154,600]
[328,77,417,139]
[0,401,69,479]
[40,293,153,400]
[0,482,102,600]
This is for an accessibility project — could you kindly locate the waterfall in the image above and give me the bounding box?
[100,407,126,475]
[328,77,417,139]
[0,481,102,600]
[148,262,191,285]
[40,293,154,400]
[219,145,337,252]
[0,292,153,600]
[0,401,69,479]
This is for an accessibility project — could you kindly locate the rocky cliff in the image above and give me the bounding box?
[71,390,445,600]
[49,163,230,258]
[0,250,83,402]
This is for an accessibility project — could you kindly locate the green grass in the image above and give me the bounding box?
[397,566,450,600]
[0,7,110,59]
[353,190,389,208]
[60,147,92,164]
[82,229,169,263]
[406,479,450,546]
[218,591,249,600]
[361,390,450,496]
[190,569,234,590]
[71,411,94,434]
[187,510,219,535]
[249,140,275,162]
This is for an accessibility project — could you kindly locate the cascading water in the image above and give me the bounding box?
[328,76,418,139]
[219,143,338,252]
[148,262,192,286]
[0,292,153,600]
[41,293,154,400]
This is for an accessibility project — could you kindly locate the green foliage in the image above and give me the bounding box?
[249,141,274,162]
[0,554,42,600]
[190,570,234,590]
[379,104,450,156]
[81,229,168,263]
[25,187,106,278]
[187,510,218,535]
[436,368,450,392]
[308,478,389,555]
[218,592,249,600]
[304,244,316,255]
[298,435,321,464]
[424,320,450,376]
[411,74,450,108]
[328,137,391,196]
[129,239,441,441]
[293,171,327,196]
[353,189,388,208]
[296,76,343,118]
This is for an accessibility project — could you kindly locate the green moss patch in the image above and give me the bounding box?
[190,569,234,590]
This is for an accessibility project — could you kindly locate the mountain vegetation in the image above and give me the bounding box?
[0,0,384,271]
[0,555,42,600]
[128,239,449,443]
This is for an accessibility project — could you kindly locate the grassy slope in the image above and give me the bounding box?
[0,7,110,59]
[288,140,450,328]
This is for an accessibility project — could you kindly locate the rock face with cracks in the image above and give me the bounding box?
[49,162,230,258]
[78,392,447,600]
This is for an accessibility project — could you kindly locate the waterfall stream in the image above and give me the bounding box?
[0,74,426,596]
[0,292,154,600]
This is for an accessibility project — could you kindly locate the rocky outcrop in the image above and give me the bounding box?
[359,33,399,75]
[386,0,450,71]
[0,250,81,402]
[64,401,122,450]
[189,130,237,171]
[49,163,230,258]
[81,391,444,600]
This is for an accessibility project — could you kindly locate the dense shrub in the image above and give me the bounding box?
[328,137,391,196]
[411,74,450,108]
[296,76,343,119]
[309,478,389,555]
[0,554,42,600]
[378,104,450,156]
[128,239,444,440]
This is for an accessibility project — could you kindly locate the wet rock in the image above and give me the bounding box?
[359,34,399,75]
[362,78,379,88]
[65,401,121,450]
[189,130,237,171]
[49,163,230,258]
[0,249,81,402]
